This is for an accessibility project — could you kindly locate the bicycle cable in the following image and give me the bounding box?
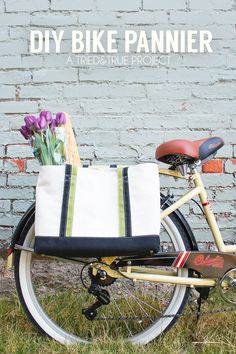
[191,198,205,214]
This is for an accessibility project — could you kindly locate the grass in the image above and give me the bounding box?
[1,291,236,354]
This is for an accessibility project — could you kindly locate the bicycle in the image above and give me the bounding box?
[9,135,236,345]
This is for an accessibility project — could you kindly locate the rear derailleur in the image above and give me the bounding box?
[82,283,110,321]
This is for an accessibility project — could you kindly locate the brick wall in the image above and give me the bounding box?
[0,0,235,248]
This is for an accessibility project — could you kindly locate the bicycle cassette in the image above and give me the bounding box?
[88,265,116,287]
[219,268,236,305]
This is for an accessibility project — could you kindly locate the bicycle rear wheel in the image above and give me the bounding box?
[14,209,192,345]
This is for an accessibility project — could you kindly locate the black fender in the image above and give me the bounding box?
[10,202,35,250]
[9,196,198,252]
[163,198,198,251]
[161,193,198,251]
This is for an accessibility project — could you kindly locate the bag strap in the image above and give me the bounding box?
[118,167,132,237]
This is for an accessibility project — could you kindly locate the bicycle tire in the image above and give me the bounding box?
[14,205,192,345]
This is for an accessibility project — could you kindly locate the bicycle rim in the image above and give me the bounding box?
[15,215,190,345]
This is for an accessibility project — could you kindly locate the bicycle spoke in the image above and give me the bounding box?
[122,291,145,331]
[123,284,155,323]
[123,282,165,316]
[112,298,133,337]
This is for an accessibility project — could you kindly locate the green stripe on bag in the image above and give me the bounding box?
[66,166,78,237]
[118,167,125,237]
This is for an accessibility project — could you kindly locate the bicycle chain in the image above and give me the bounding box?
[93,306,236,321]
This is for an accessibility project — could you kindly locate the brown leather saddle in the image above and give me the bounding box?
[156,137,224,167]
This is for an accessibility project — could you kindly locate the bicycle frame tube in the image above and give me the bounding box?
[159,168,236,253]
[119,271,216,287]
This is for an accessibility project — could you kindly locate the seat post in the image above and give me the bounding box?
[177,164,188,176]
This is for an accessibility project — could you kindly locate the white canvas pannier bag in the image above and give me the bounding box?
[34,163,161,257]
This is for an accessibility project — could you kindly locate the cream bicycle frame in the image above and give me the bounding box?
[117,168,235,288]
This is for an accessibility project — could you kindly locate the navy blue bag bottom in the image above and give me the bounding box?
[34,235,160,258]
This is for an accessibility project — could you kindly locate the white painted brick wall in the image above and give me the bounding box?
[0,0,235,247]
[189,0,234,10]
[96,0,141,11]
[33,69,78,83]
[5,0,49,12]
[143,0,186,10]
[51,0,96,11]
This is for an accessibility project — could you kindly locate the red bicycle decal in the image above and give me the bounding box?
[193,255,224,269]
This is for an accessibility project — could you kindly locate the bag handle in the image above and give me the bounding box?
[63,112,81,166]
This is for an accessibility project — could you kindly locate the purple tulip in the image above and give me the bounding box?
[24,115,36,129]
[55,112,66,126]
[38,116,48,130]
[40,111,52,123]
[50,119,57,133]
[33,119,41,131]
[34,116,47,131]
[20,125,32,140]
